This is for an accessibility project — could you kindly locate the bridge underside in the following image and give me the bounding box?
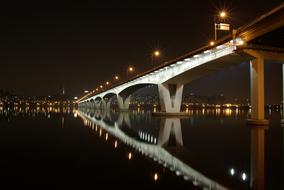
[165,52,251,84]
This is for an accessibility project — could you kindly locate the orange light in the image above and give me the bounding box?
[210,41,215,46]
[154,50,160,57]
[220,11,226,18]
[128,67,134,72]
[114,75,119,80]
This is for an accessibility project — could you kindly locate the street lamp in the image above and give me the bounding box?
[152,50,161,65]
[114,75,119,80]
[154,50,160,57]
[214,10,230,41]
[128,66,134,72]
[127,66,135,78]
[220,11,226,18]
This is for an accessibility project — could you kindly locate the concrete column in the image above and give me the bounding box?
[94,100,101,109]
[248,58,268,125]
[158,118,183,148]
[250,127,266,190]
[117,95,131,111]
[158,84,184,113]
[101,99,111,110]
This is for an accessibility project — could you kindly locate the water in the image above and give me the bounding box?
[0,106,283,189]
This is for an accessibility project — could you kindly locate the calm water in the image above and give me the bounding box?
[0,106,283,189]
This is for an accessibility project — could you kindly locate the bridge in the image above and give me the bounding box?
[78,3,284,125]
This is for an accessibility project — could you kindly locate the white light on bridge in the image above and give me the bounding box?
[236,38,245,46]
[216,45,224,49]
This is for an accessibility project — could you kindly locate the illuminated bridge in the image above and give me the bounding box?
[78,3,284,125]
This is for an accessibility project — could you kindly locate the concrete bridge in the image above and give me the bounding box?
[78,3,284,125]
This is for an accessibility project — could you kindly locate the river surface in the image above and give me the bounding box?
[0,106,283,189]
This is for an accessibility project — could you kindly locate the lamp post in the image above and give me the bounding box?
[151,50,160,65]
[127,66,134,78]
[214,11,230,41]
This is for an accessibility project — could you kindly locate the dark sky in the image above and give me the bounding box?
[0,0,283,103]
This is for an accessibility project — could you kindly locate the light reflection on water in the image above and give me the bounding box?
[75,107,284,190]
[0,106,283,189]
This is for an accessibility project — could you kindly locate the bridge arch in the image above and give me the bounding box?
[103,92,117,100]
[118,83,156,98]
[94,96,102,102]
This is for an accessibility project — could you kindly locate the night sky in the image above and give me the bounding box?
[0,0,283,103]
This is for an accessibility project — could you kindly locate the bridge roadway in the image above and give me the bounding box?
[78,3,284,125]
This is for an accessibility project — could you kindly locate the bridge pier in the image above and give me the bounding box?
[94,100,101,109]
[247,58,269,125]
[154,84,185,116]
[101,98,111,110]
[117,95,131,111]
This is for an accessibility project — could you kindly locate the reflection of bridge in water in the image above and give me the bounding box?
[77,108,269,190]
